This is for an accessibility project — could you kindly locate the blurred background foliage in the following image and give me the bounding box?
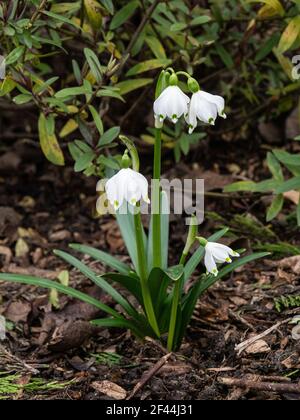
[0,0,300,222]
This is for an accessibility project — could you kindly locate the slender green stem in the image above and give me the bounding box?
[167,280,180,351]
[153,128,162,268]
[167,253,187,351]
[134,210,160,338]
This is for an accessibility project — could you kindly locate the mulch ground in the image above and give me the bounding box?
[0,139,299,400]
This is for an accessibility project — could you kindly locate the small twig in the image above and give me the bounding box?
[219,377,300,395]
[126,352,173,400]
[30,0,48,24]
[120,85,153,127]
[235,318,291,356]
[0,345,39,375]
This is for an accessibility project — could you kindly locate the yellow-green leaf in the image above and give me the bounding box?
[58,270,69,286]
[278,16,300,53]
[115,78,153,95]
[126,59,172,77]
[273,47,294,80]
[38,113,65,166]
[248,0,285,17]
[145,36,167,59]
[15,238,29,258]
[0,77,16,97]
[84,0,103,31]
[109,0,139,30]
[59,118,78,138]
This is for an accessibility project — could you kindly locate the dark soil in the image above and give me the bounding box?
[0,138,300,401]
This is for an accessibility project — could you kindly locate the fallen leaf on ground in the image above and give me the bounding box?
[5,301,31,323]
[91,381,127,400]
[18,196,36,209]
[292,325,300,341]
[15,238,30,258]
[49,230,71,242]
[278,256,300,275]
[0,245,12,265]
[245,339,270,354]
[281,353,300,369]
[284,191,300,205]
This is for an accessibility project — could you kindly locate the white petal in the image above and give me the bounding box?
[204,249,218,276]
[106,178,122,210]
[211,247,230,263]
[185,95,199,132]
[198,91,225,116]
[208,242,239,262]
[213,243,238,256]
[188,92,218,126]
[133,171,150,203]
[154,86,190,123]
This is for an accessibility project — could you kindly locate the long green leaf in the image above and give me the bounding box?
[103,273,143,305]
[54,250,139,319]
[69,244,131,275]
[0,274,121,319]
[275,176,300,194]
[199,252,271,294]
[116,204,147,273]
[109,0,139,30]
[148,191,169,272]
[91,318,143,338]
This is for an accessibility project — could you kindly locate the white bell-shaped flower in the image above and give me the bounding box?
[105,168,150,211]
[154,85,190,124]
[186,90,226,134]
[204,241,239,277]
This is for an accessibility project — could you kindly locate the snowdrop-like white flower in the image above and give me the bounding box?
[105,168,150,211]
[198,238,239,276]
[186,88,226,134]
[154,85,190,125]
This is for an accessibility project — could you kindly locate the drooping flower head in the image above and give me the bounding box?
[186,78,226,134]
[105,168,150,211]
[154,73,190,125]
[198,237,240,277]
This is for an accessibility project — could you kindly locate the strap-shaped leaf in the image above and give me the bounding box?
[165,265,184,282]
[103,273,143,305]
[147,191,169,271]
[54,250,139,320]
[148,268,167,314]
[116,203,147,273]
[91,318,143,338]
[0,274,121,319]
[148,265,183,320]
[69,244,131,275]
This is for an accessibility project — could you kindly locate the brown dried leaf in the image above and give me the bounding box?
[284,191,300,205]
[5,301,31,323]
[0,245,12,265]
[91,380,127,400]
[245,339,270,354]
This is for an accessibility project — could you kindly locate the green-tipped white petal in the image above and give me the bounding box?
[186,90,226,133]
[105,168,150,210]
[204,241,239,275]
[154,86,190,125]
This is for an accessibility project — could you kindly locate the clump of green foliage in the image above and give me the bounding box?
[225,137,300,226]
[0,372,73,399]
[274,294,300,313]
[1,0,300,172]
